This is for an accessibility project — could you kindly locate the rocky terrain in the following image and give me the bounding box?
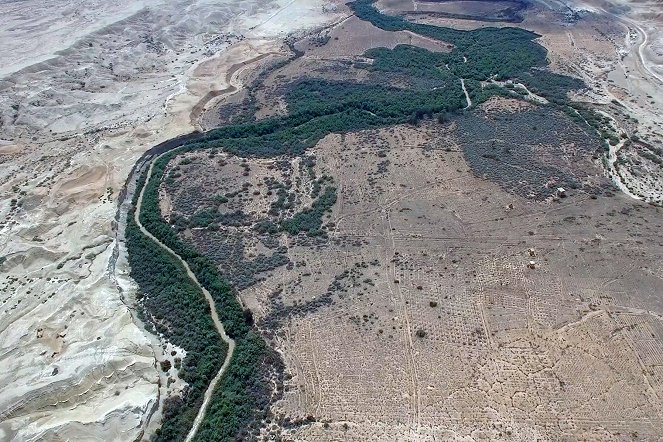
[0,0,342,440]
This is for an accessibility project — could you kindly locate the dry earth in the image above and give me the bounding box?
[159,1,663,439]
[0,0,343,440]
[164,104,663,440]
[531,0,663,203]
[377,0,663,203]
[1,0,662,440]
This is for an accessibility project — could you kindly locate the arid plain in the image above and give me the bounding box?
[1,0,662,441]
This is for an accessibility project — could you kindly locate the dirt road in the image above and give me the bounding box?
[135,153,236,442]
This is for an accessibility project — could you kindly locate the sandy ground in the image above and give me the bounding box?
[162,116,663,440]
[0,0,343,440]
[170,3,663,438]
[0,0,659,439]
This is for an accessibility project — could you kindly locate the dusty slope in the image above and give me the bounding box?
[0,0,343,440]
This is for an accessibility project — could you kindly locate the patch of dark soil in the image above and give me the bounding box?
[188,230,290,290]
[455,107,613,199]
[402,0,529,23]
[259,265,372,334]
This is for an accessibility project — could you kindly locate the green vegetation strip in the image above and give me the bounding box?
[351,0,547,80]
[127,1,603,440]
[132,155,279,441]
[126,187,228,441]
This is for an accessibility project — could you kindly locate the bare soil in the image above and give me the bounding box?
[164,104,663,440]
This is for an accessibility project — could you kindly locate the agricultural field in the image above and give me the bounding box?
[162,106,663,440]
[148,2,663,436]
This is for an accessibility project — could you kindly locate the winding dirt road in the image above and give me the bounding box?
[135,154,235,442]
[611,11,663,86]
